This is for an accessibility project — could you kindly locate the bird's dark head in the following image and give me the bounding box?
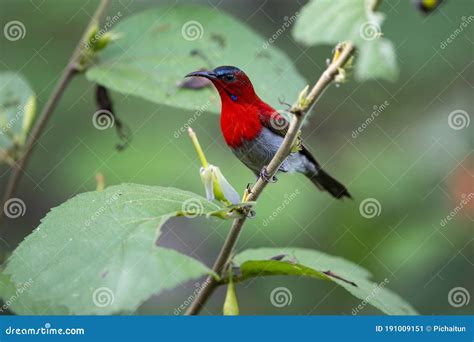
[185,66,256,104]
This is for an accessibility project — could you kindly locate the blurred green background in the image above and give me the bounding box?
[0,0,472,315]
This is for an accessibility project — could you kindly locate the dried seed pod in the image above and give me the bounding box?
[95,85,131,150]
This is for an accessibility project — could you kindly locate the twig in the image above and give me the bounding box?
[185,42,355,315]
[0,0,110,226]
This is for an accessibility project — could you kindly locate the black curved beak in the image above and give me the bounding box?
[185,70,217,80]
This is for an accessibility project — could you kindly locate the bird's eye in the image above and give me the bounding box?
[223,74,235,82]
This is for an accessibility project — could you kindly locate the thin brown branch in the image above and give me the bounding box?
[185,41,355,315]
[0,0,110,226]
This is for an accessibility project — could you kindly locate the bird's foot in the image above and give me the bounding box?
[259,166,278,183]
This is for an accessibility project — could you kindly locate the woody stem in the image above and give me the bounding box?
[0,0,110,228]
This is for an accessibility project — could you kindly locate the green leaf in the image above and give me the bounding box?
[3,184,223,315]
[293,0,383,46]
[0,72,36,163]
[85,5,306,113]
[356,39,398,82]
[234,248,418,315]
[292,0,398,82]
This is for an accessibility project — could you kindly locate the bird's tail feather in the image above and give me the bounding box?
[308,169,351,199]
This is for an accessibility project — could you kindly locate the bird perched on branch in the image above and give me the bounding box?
[185,66,351,199]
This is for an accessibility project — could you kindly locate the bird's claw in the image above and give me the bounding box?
[259,167,278,183]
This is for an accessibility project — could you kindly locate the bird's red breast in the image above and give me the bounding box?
[220,96,289,148]
[220,93,280,148]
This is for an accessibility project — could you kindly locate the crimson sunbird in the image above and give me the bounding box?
[185,66,351,199]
